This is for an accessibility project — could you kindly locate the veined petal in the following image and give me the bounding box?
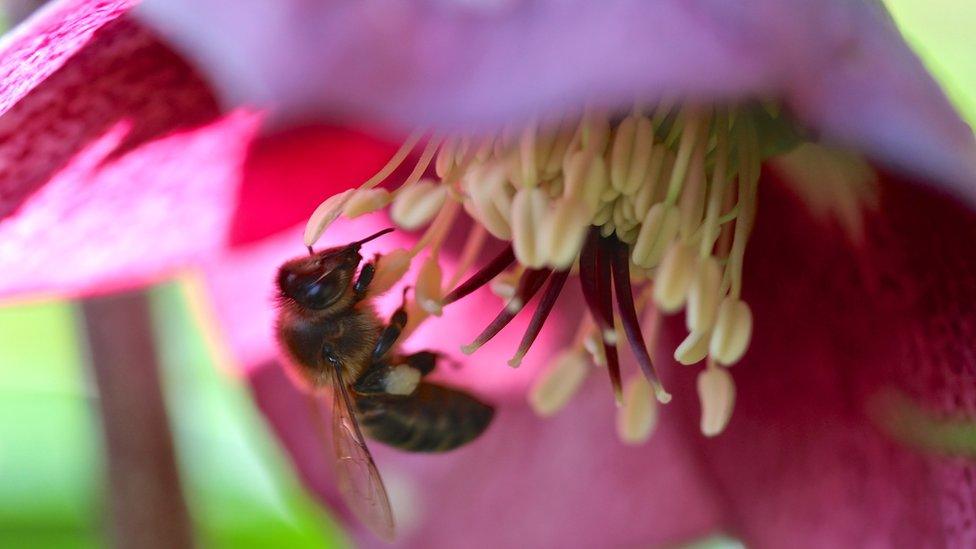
[656,171,976,547]
[0,1,395,297]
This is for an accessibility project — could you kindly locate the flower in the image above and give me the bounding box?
[4,1,976,548]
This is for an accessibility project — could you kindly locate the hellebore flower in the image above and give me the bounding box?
[3,1,976,548]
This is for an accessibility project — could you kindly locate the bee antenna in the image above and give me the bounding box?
[307,245,315,256]
[352,227,395,249]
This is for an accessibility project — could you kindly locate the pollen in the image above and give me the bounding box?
[305,104,786,440]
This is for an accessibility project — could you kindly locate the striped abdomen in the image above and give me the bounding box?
[354,383,494,452]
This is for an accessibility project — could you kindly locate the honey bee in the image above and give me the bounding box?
[274,228,495,540]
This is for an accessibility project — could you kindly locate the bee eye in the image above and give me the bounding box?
[279,269,344,309]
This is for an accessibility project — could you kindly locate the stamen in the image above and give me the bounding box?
[616,375,659,444]
[674,330,711,365]
[564,148,609,212]
[653,242,696,312]
[370,248,413,294]
[508,269,570,367]
[728,116,760,299]
[460,268,551,355]
[698,360,736,436]
[415,254,444,316]
[390,180,448,230]
[511,187,549,268]
[490,267,522,300]
[445,225,487,291]
[462,164,513,240]
[528,349,589,417]
[308,101,794,439]
[434,136,459,179]
[398,135,443,191]
[677,120,708,241]
[542,126,575,178]
[709,297,753,365]
[583,330,607,367]
[344,188,392,218]
[443,245,516,305]
[631,203,680,268]
[304,189,354,247]
[632,147,669,219]
[685,255,722,334]
[304,129,423,246]
[662,107,704,206]
[542,198,590,269]
[517,121,539,188]
[698,112,730,257]
[409,199,458,257]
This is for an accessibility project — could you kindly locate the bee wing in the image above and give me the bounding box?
[330,368,396,541]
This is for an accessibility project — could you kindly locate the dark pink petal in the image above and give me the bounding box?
[0,0,396,297]
[0,0,132,115]
[0,0,249,297]
[248,360,726,548]
[656,172,976,547]
[138,0,976,191]
[228,125,397,246]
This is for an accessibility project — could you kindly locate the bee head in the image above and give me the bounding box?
[277,228,393,311]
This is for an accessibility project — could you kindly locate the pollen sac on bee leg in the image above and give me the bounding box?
[385,364,422,396]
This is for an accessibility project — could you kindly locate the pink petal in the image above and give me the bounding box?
[655,172,976,547]
[0,1,396,297]
[227,125,398,246]
[0,0,133,115]
[248,360,726,548]
[138,0,976,191]
[0,1,254,298]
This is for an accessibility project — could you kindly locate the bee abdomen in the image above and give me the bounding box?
[355,383,494,452]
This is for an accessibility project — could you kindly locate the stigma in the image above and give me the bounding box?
[306,104,770,441]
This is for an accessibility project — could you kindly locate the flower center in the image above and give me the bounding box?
[306,104,783,441]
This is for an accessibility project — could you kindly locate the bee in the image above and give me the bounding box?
[274,227,495,540]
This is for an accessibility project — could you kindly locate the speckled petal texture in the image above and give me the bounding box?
[0,1,394,297]
[0,0,255,297]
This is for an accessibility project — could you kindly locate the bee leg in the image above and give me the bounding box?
[401,350,438,377]
[371,287,409,361]
[352,360,394,395]
[354,351,437,396]
[320,343,341,367]
[353,255,378,299]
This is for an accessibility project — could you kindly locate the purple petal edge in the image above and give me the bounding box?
[136,0,974,194]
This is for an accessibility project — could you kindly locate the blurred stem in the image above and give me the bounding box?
[80,290,195,549]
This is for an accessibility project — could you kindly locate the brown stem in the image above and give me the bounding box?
[80,290,195,549]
